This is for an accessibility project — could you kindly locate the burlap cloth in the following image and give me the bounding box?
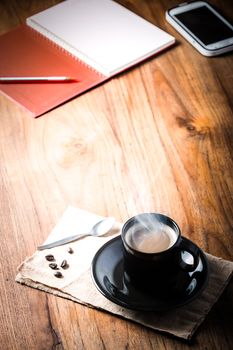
[16,207,233,340]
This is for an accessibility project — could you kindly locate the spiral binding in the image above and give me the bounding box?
[26,23,105,78]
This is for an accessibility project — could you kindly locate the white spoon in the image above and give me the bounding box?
[37,217,116,250]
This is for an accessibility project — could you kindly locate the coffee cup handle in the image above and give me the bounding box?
[177,237,200,271]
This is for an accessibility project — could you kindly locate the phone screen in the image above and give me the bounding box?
[174,6,233,45]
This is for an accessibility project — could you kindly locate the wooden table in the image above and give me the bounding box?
[1,0,233,349]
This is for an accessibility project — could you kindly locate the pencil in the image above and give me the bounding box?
[0,76,78,82]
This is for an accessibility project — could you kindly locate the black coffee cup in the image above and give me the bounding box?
[121,213,201,296]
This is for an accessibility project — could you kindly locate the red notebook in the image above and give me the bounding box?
[0,0,175,117]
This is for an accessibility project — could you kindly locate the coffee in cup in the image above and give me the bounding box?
[121,213,200,296]
[124,221,177,253]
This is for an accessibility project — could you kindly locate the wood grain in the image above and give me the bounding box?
[0,0,232,349]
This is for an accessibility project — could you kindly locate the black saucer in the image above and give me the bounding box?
[91,236,209,311]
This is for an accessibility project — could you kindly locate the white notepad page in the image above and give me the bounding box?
[27,0,175,77]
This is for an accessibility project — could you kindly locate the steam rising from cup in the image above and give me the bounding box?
[124,213,178,253]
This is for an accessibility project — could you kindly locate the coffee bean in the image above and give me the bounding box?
[68,247,74,254]
[45,254,55,261]
[49,263,58,270]
[61,260,69,269]
[54,271,63,278]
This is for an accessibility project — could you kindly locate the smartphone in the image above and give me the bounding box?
[166,1,233,56]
